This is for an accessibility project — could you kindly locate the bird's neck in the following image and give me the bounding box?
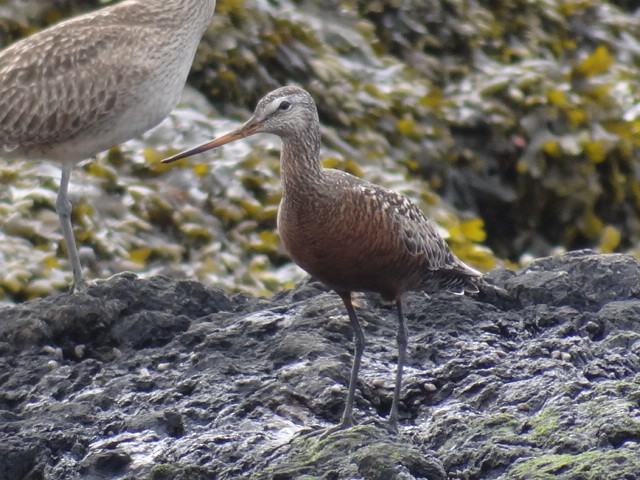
[182,0,216,35]
[280,129,325,196]
[172,0,217,22]
[120,0,216,31]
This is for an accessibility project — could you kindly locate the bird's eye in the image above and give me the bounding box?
[278,101,291,111]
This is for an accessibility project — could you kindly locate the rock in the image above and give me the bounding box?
[79,449,131,476]
[1,251,640,479]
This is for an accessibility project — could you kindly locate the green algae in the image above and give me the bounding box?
[504,448,640,480]
[256,425,444,480]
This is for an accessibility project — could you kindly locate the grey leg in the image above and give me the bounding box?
[388,297,408,432]
[55,163,86,292]
[338,291,365,429]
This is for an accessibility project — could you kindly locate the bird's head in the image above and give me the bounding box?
[249,86,317,137]
[162,86,318,164]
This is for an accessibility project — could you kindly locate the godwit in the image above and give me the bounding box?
[163,86,482,431]
[0,0,216,291]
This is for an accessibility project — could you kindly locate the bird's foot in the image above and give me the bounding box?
[386,417,399,435]
[299,417,355,441]
[68,271,139,293]
[302,416,400,441]
[69,276,89,294]
[93,271,139,286]
[357,416,400,434]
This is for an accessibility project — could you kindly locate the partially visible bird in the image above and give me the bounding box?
[0,0,216,291]
[162,86,482,432]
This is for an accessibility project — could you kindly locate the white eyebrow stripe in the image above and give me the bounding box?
[263,98,283,117]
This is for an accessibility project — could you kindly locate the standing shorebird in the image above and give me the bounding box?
[163,86,482,432]
[0,0,216,292]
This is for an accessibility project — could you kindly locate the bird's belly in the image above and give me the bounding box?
[11,50,191,162]
[280,220,404,299]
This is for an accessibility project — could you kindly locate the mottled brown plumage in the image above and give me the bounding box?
[0,0,216,291]
[163,86,482,431]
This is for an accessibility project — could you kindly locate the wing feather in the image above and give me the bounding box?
[0,21,153,149]
[358,181,480,276]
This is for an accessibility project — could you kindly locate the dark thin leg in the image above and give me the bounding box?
[337,291,365,429]
[388,297,408,432]
[55,163,86,292]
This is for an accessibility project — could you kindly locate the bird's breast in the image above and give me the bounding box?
[277,189,410,298]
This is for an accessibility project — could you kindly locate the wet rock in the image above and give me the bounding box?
[0,274,231,354]
[1,251,640,479]
[79,449,131,476]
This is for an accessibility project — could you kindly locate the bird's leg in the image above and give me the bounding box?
[388,297,408,432]
[337,291,365,429]
[55,163,86,292]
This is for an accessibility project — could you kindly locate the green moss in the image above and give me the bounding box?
[505,449,640,480]
[257,425,442,479]
[528,406,564,441]
[484,412,521,437]
[146,463,177,480]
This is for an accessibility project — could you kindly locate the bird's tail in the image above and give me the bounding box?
[439,269,481,295]
[449,261,482,294]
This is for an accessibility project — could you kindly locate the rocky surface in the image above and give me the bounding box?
[1,250,640,479]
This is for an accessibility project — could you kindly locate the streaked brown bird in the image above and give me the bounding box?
[0,0,216,292]
[163,86,482,432]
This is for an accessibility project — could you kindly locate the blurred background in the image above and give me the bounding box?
[1,0,639,304]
